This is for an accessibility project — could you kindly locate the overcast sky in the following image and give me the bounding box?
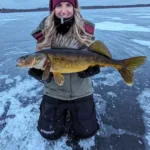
[0,0,150,9]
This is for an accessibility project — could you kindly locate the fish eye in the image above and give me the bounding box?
[17,55,28,62]
[20,55,28,59]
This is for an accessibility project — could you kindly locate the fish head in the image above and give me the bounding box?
[16,53,47,69]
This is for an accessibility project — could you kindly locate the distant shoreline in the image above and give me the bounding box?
[0,4,150,13]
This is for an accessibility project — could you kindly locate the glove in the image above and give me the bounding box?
[28,68,53,83]
[78,65,100,78]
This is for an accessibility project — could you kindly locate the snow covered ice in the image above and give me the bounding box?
[0,7,150,150]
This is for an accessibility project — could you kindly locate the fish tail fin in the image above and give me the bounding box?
[118,56,146,86]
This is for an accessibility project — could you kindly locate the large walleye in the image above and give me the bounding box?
[16,40,147,86]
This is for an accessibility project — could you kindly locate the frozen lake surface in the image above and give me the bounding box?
[0,7,150,150]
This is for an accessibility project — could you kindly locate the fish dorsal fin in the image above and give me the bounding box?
[88,40,112,58]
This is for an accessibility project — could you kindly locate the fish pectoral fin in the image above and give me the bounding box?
[88,40,112,58]
[42,63,51,80]
[53,73,64,86]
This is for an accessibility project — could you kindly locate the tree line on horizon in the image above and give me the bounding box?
[0,4,150,13]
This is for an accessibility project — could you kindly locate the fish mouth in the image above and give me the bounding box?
[16,64,21,67]
[16,58,26,67]
[16,56,35,68]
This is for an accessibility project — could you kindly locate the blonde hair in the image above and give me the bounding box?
[36,7,94,50]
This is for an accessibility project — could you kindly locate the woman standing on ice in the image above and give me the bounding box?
[29,0,100,140]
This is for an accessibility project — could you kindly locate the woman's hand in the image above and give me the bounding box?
[78,65,100,78]
[28,68,53,83]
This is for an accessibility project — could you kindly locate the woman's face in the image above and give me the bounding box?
[54,2,74,18]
